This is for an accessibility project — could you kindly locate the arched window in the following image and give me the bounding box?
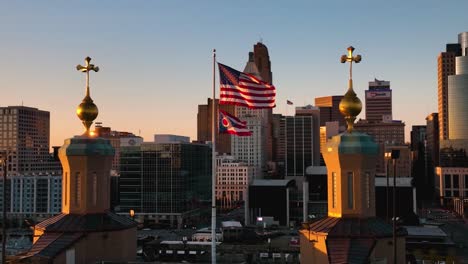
[74,172,80,207]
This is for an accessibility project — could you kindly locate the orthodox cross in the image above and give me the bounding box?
[76,57,99,98]
[340,46,361,84]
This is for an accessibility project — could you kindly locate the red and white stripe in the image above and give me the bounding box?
[220,73,276,109]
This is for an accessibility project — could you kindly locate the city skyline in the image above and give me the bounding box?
[2,1,468,147]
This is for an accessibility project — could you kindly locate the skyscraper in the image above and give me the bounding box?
[0,106,52,175]
[232,52,269,178]
[279,106,320,177]
[197,98,235,154]
[354,119,406,176]
[365,79,392,122]
[448,33,468,139]
[253,42,274,164]
[426,113,439,193]
[119,141,211,228]
[314,96,345,128]
[93,124,142,176]
[438,39,462,140]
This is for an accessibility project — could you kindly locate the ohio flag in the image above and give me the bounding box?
[219,110,252,136]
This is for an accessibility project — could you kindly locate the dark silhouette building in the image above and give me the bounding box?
[197,98,235,154]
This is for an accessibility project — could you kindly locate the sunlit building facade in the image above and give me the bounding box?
[215,154,254,209]
[0,106,55,176]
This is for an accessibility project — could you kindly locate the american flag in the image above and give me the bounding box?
[218,63,276,109]
[219,110,252,136]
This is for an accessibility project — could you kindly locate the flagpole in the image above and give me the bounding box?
[211,48,217,264]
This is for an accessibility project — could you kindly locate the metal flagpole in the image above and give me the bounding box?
[211,48,217,264]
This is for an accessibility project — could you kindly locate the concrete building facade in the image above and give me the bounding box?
[365,79,392,122]
[215,154,254,210]
[354,119,406,176]
[0,106,55,176]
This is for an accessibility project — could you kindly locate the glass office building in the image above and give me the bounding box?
[119,142,211,227]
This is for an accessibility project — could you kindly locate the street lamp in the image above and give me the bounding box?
[389,149,400,264]
[129,209,135,220]
[384,151,392,222]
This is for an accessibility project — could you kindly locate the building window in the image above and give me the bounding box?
[365,172,370,208]
[453,175,459,189]
[74,172,80,207]
[332,172,337,208]
[444,174,451,188]
[93,172,97,206]
[64,173,67,206]
[348,172,354,209]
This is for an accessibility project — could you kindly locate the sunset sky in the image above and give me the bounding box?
[1,1,467,148]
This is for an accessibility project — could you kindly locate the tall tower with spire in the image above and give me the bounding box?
[299,47,406,264]
[232,52,269,178]
[16,57,137,263]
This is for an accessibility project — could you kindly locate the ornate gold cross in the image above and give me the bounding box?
[76,57,99,135]
[76,57,99,98]
[340,46,361,85]
[339,46,362,133]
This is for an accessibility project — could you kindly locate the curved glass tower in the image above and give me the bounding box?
[448,55,468,139]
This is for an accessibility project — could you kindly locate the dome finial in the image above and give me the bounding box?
[339,46,362,133]
[76,57,99,135]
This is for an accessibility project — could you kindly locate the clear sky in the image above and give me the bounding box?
[1,1,467,147]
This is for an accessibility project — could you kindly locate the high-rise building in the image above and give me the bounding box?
[197,98,235,154]
[119,142,211,228]
[278,106,320,177]
[94,124,142,176]
[411,125,429,202]
[438,37,462,140]
[254,42,274,164]
[365,79,392,122]
[354,119,406,175]
[448,34,468,140]
[426,113,440,168]
[0,106,55,176]
[425,113,439,199]
[215,154,254,210]
[314,96,345,128]
[232,53,269,178]
[319,121,340,165]
[275,106,321,224]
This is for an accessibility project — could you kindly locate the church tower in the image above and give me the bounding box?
[16,57,137,263]
[299,47,405,264]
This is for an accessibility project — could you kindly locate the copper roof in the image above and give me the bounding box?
[15,232,84,261]
[35,211,136,232]
[326,238,376,264]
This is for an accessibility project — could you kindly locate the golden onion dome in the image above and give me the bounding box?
[339,87,362,118]
[76,95,98,132]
